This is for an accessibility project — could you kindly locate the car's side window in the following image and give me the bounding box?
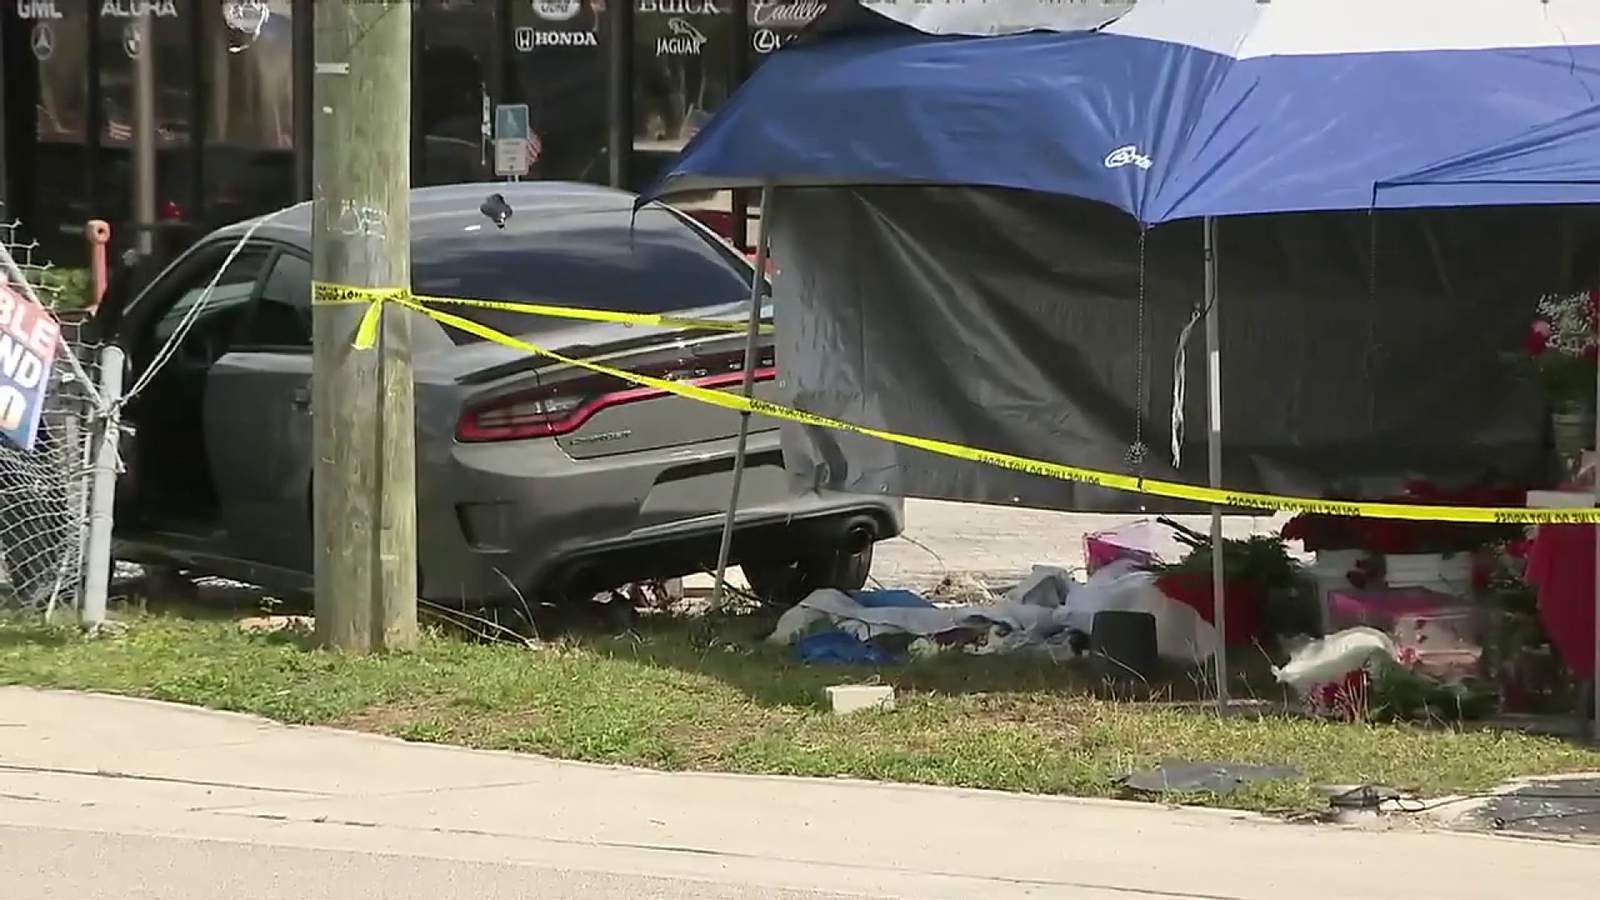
[236,252,312,350]
[143,245,272,369]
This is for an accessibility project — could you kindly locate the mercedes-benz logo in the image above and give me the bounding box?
[123,23,144,60]
[30,23,55,62]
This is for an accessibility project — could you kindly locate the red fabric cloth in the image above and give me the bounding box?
[1525,525,1598,680]
[1154,573,1262,646]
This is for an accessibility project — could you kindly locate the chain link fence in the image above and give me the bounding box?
[0,211,102,617]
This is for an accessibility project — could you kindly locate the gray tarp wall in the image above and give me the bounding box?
[770,186,1600,512]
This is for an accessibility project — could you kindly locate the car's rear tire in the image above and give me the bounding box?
[744,543,874,607]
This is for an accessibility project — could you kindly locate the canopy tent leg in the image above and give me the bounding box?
[1593,298,1600,740]
[711,186,775,611]
[1204,216,1229,708]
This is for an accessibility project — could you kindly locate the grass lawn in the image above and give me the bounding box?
[2,612,1597,816]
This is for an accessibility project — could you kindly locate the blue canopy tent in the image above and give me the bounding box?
[654,0,1600,713]
[1378,103,1600,209]
[655,1,1600,221]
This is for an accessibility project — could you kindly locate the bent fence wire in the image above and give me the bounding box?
[0,212,100,616]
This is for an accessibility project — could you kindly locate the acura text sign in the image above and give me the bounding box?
[0,279,60,452]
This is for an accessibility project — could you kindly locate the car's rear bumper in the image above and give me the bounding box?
[415,429,903,605]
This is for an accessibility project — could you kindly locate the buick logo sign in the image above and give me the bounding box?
[1104,145,1154,171]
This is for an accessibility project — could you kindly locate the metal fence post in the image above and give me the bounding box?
[80,345,125,629]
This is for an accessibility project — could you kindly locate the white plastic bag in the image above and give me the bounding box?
[1004,565,1074,608]
[1272,626,1397,690]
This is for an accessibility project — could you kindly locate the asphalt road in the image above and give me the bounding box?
[871,499,1282,591]
[1,826,854,900]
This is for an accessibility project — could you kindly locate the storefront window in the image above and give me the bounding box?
[632,0,735,172]
[97,0,192,150]
[23,0,91,143]
[201,0,295,223]
[204,0,291,150]
[633,0,737,232]
[509,0,609,183]
[96,0,196,220]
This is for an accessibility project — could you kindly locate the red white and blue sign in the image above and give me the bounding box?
[0,279,61,453]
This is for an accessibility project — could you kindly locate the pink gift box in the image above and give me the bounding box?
[1327,588,1481,679]
[1327,587,1461,630]
[1084,527,1160,574]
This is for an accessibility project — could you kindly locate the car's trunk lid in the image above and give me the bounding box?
[446,309,781,459]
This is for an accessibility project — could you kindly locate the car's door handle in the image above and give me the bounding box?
[292,385,312,410]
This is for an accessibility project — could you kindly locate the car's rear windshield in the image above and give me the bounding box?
[411,203,755,344]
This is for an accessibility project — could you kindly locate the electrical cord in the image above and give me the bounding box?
[1328,782,1600,824]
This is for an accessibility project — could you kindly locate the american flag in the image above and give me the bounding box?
[526,128,543,166]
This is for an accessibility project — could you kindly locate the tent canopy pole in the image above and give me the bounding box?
[711,185,774,610]
[1592,284,1600,740]
[1205,216,1229,709]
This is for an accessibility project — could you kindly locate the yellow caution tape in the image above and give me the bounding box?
[311,281,1600,524]
[310,282,770,348]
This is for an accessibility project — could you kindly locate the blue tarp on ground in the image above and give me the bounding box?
[651,0,1600,222]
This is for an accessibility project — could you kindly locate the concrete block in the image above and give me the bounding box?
[826,684,895,715]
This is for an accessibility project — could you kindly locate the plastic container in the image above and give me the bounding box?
[1309,550,1362,633]
[1384,552,1472,598]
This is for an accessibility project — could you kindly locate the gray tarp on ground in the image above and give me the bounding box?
[770,187,1600,512]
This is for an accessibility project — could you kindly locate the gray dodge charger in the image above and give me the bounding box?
[107,182,902,606]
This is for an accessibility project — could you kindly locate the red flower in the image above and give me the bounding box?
[1508,537,1533,559]
[1525,320,1553,357]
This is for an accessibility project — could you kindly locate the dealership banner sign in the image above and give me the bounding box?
[0,279,62,453]
[858,0,1135,35]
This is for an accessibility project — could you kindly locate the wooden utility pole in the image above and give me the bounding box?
[311,0,418,652]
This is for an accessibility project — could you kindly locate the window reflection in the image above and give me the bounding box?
[418,0,495,185]
[200,0,296,224]
[633,0,735,160]
[92,0,196,231]
[205,0,293,150]
[29,1,90,143]
[97,0,193,149]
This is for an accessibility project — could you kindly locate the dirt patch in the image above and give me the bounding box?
[332,697,460,734]
[662,705,793,766]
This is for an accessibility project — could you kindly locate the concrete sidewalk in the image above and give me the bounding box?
[1,688,1596,900]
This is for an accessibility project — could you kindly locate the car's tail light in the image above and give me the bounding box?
[457,347,775,443]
